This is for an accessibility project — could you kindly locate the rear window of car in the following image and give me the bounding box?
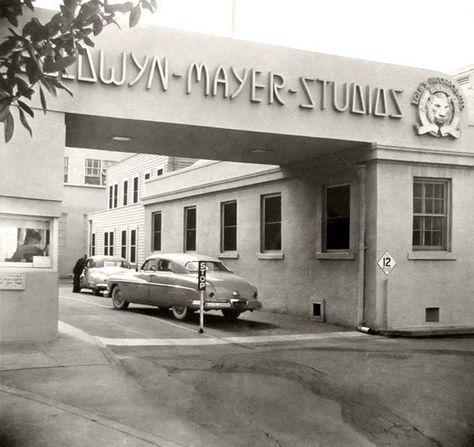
[184,261,231,272]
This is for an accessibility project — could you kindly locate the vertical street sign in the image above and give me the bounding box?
[197,261,206,333]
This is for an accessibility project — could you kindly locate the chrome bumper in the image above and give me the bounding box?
[188,298,262,311]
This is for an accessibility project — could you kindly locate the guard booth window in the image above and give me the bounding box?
[323,185,350,251]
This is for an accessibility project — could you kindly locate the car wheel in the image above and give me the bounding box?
[222,309,241,321]
[112,286,129,310]
[172,305,191,321]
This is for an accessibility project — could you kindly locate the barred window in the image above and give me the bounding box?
[413,179,450,250]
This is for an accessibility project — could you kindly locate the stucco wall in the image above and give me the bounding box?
[372,161,474,329]
[0,112,65,343]
[143,159,363,327]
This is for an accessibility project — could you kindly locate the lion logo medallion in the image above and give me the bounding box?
[412,77,464,138]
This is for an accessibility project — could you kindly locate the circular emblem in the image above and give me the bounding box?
[412,77,465,138]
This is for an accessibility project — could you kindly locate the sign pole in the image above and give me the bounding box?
[199,289,204,334]
[197,261,206,334]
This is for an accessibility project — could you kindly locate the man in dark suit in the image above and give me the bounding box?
[72,255,87,293]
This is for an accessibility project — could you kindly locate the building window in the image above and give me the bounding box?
[108,185,113,209]
[91,233,96,256]
[85,159,101,185]
[113,184,118,208]
[145,172,150,180]
[152,212,162,251]
[104,231,114,256]
[133,177,139,203]
[221,201,237,251]
[64,157,69,183]
[157,168,163,176]
[413,179,449,250]
[121,230,127,259]
[261,194,281,251]
[123,180,128,206]
[323,184,350,251]
[130,229,137,263]
[184,206,196,252]
[0,216,51,267]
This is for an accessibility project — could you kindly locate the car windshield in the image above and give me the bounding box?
[102,260,130,268]
[184,261,231,272]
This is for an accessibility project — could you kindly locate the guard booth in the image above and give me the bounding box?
[1,8,473,342]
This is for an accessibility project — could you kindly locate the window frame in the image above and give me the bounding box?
[123,180,128,206]
[133,176,139,203]
[152,211,162,252]
[113,183,118,208]
[412,178,451,251]
[0,214,53,269]
[85,159,102,185]
[121,230,127,259]
[91,233,96,256]
[261,193,282,252]
[322,183,351,252]
[104,231,114,256]
[130,229,137,264]
[184,206,197,252]
[221,200,237,252]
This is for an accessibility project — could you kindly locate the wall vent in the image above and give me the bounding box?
[425,307,440,323]
[311,300,325,322]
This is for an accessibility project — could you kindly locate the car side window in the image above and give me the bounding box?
[157,259,173,272]
[142,260,154,271]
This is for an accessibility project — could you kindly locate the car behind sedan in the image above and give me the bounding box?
[107,253,262,321]
[80,255,131,295]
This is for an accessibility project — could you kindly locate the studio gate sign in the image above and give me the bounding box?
[61,49,405,120]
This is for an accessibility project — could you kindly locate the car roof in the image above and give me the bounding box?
[88,255,128,262]
[145,253,220,265]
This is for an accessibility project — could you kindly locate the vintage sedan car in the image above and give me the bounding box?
[107,253,262,321]
[80,255,131,295]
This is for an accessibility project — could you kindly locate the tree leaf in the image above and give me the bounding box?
[4,111,14,143]
[0,38,17,57]
[25,58,43,84]
[0,99,11,122]
[18,107,32,137]
[49,55,77,72]
[129,4,141,28]
[39,86,47,114]
[18,100,35,117]
[50,78,74,97]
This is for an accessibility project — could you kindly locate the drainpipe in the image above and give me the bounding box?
[356,165,367,329]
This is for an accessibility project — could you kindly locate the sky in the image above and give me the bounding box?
[34,0,474,73]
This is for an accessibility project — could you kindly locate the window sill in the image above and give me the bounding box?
[408,252,457,261]
[218,252,239,259]
[316,252,355,260]
[257,252,284,260]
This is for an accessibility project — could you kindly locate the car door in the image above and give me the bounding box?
[82,259,94,288]
[132,259,156,304]
[148,258,176,307]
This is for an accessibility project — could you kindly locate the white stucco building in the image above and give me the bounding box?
[1,8,473,343]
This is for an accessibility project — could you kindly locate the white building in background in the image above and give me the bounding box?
[59,148,129,278]
[87,154,197,269]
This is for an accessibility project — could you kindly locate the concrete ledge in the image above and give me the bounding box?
[374,326,474,338]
